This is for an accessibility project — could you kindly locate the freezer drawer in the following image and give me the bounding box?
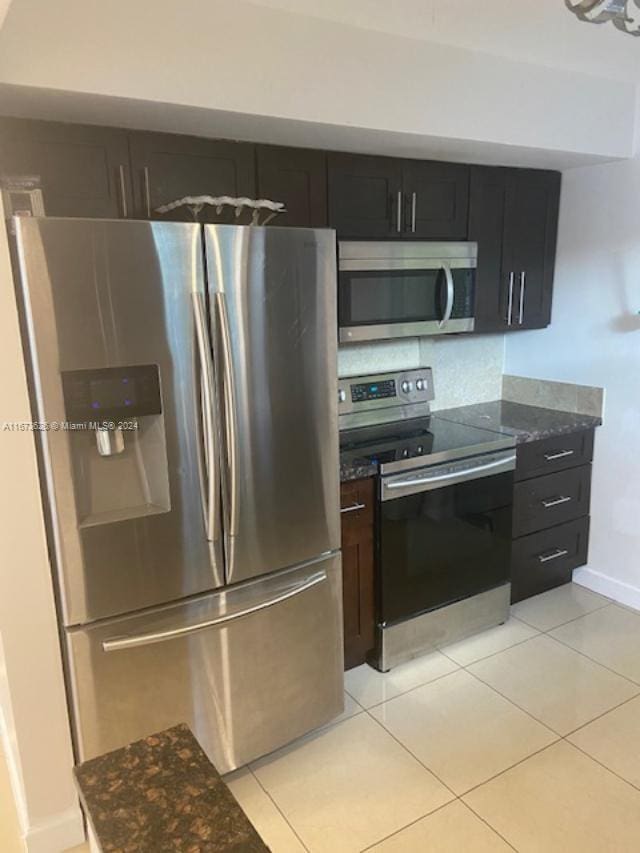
[66,553,344,773]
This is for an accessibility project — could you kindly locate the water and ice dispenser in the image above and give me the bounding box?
[61,365,171,527]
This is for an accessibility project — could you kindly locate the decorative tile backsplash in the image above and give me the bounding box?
[502,375,605,419]
[338,334,505,411]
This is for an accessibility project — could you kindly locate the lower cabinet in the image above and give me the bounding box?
[340,478,376,670]
[511,517,590,603]
[510,430,594,604]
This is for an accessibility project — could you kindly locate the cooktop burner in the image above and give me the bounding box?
[338,368,515,475]
[340,415,515,474]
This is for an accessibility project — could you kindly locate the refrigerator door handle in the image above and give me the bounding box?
[191,292,220,542]
[101,568,328,651]
[214,291,239,537]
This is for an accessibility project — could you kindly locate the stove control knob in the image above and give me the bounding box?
[402,448,409,458]
[416,445,424,454]
[416,378,427,392]
[401,380,413,394]
[338,389,346,403]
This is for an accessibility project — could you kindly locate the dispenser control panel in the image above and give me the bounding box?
[62,364,162,423]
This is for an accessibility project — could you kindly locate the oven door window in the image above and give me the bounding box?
[339,267,474,327]
[380,472,513,625]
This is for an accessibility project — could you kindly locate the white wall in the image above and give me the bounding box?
[0,203,84,851]
[0,0,634,163]
[505,157,640,608]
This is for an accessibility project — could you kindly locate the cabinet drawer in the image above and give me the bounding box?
[340,478,375,536]
[511,517,590,603]
[513,465,591,537]
[515,430,594,481]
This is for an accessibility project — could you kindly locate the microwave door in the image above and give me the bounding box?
[338,242,476,343]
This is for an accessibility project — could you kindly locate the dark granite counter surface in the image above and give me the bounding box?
[74,724,268,853]
[339,400,602,482]
[434,400,602,444]
[340,458,378,483]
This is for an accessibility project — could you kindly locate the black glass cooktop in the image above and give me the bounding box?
[339,416,515,474]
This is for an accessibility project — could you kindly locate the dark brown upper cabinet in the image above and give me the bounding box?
[256,145,327,228]
[470,166,560,332]
[327,153,403,238]
[328,152,469,240]
[128,131,255,221]
[401,160,469,240]
[0,118,132,219]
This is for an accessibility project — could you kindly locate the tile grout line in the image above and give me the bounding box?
[562,691,640,740]
[348,662,462,712]
[511,596,612,633]
[461,662,564,736]
[245,766,312,853]
[541,625,640,689]
[357,798,459,853]
[438,630,541,669]
[563,732,640,795]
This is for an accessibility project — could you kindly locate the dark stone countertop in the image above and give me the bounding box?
[74,724,269,853]
[339,400,602,482]
[433,400,602,444]
[340,458,378,483]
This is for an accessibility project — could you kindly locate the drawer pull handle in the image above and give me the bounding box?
[538,548,569,564]
[542,496,572,508]
[544,450,575,461]
[340,502,366,514]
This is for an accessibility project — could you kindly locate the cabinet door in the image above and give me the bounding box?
[129,131,255,221]
[328,153,403,238]
[0,118,132,218]
[340,478,375,670]
[502,169,561,330]
[256,145,327,228]
[401,161,469,240]
[469,166,509,333]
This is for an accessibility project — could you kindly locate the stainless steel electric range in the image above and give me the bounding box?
[338,369,517,671]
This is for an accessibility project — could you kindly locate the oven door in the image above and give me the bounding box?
[379,453,515,626]
[338,256,475,343]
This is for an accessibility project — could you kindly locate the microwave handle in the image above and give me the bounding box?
[438,264,454,328]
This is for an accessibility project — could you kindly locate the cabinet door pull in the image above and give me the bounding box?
[143,166,151,218]
[541,495,572,509]
[117,165,128,218]
[396,191,402,233]
[506,272,515,326]
[538,548,569,564]
[518,271,526,324]
[410,192,417,233]
[544,450,575,461]
[340,502,366,514]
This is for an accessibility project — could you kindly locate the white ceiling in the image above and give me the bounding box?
[249,0,640,82]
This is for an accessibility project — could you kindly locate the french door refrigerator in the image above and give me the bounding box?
[14,217,343,772]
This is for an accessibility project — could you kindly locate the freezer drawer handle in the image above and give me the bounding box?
[101,569,328,652]
[541,496,572,509]
[538,548,569,564]
[544,449,575,461]
[340,502,365,514]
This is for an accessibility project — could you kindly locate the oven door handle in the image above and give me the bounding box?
[382,453,516,500]
[438,264,454,329]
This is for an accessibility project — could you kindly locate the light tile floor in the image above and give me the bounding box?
[3,583,640,852]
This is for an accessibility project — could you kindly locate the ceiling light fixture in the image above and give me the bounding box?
[566,0,640,35]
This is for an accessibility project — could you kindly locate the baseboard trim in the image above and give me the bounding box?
[574,567,640,611]
[24,807,85,853]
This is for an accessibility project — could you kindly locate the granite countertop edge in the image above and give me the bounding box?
[339,399,602,483]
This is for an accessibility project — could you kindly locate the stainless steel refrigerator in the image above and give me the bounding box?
[14,217,343,773]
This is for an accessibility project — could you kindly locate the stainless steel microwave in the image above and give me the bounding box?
[338,241,477,343]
